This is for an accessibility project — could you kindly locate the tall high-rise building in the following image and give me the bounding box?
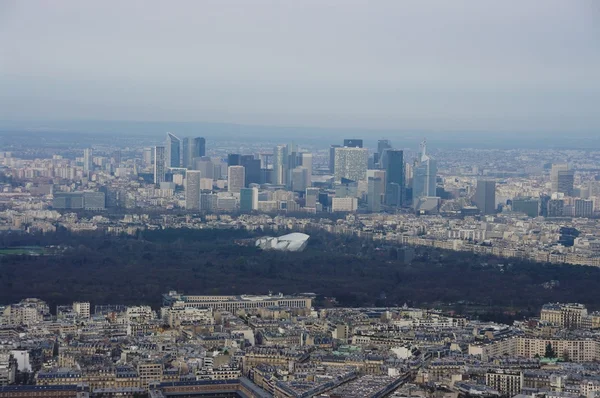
[240,187,258,212]
[227,166,245,193]
[194,157,214,179]
[305,187,319,208]
[185,171,202,210]
[291,167,308,192]
[385,150,404,206]
[182,137,206,169]
[241,155,261,186]
[300,153,313,188]
[377,139,392,168]
[574,199,593,218]
[368,169,386,206]
[412,140,437,204]
[273,145,288,185]
[368,177,383,212]
[343,139,363,148]
[143,147,153,167]
[228,154,242,166]
[285,143,300,189]
[334,147,368,182]
[153,146,166,185]
[83,148,93,174]
[474,180,496,215]
[385,182,402,207]
[547,199,564,217]
[165,133,181,168]
[551,163,574,196]
[329,145,341,174]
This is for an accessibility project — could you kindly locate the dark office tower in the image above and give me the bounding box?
[547,199,564,217]
[343,139,363,148]
[228,154,242,166]
[574,199,593,218]
[329,145,341,174]
[165,132,181,167]
[182,137,206,168]
[260,168,273,184]
[539,194,550,217]
[385,182,402,207]
[318,192,330,208]
[240,155,261,186]
[474,180,496,215]
[558,171,575,197]
[196,137,206,157]
[385,150,404,206]
[512,197,540,218]
[551,163,574,196]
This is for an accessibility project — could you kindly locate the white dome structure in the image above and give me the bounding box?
[256,232,310,252]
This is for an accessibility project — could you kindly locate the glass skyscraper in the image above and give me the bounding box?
[166,132,181,168]
[412,140,437,204]
[385,149,404,206]
[182,137,206,169]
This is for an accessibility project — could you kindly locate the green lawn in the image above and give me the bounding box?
[0,246,48,256]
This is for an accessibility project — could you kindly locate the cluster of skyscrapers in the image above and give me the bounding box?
[329,138,438,212]
[146,133,445,213]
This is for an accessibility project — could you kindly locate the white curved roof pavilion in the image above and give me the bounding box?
[255,232,310,252]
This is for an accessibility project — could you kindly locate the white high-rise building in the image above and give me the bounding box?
[291,167,308,192]
[83,148,93,174]
[331,197,358,212]
[300,153,313,187]
[72,302,90,319]
[228,166,245,193]
[185,171,202,210]
[273,145,288,186]
[143,147,153,167]
[200,178,213,190]
[334,147,368,183]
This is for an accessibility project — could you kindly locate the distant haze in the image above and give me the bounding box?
[1,1,599,133]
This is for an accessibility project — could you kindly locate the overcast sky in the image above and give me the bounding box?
[1,1,599,133]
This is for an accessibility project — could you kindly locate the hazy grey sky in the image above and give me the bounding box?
[1,1,599,132]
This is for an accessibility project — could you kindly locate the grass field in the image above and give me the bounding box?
[0,246,48,256]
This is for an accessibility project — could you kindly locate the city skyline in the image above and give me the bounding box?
[2,2,600,397]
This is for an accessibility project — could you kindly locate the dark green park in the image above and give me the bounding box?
[1,227,600,324]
